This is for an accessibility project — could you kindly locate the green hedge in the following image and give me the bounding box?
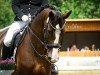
[0,59,15,70]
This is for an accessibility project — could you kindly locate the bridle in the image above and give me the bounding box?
[44,18,62,49]
[43,17,66,48]
[27,19,61,48]
[47,17,66,30]
[26,13,66,63]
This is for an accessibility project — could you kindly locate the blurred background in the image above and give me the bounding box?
[0,0,100,28]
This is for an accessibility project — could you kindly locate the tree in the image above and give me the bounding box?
[0,0,14,28]
[49,0,100,19]
[0,0,100,29]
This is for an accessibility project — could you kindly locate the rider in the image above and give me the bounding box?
[1,0,58,74]
[2,0,48,60]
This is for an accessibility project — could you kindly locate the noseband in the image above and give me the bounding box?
[43,18,62,49]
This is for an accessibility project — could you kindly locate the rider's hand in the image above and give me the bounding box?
[21,15,28,22]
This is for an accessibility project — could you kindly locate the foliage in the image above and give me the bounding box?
[49,0,100,19]
[0,59,15,70]
[0,0,14,28]
[0,0,100,28]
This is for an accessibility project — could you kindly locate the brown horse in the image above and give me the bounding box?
[0,5,71,75]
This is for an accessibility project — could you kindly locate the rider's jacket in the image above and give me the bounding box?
[12,0,48,21]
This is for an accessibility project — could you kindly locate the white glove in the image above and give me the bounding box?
[21,15,28,21]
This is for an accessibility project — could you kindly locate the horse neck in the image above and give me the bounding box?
[27,8,52,54]
[30,8,51,38]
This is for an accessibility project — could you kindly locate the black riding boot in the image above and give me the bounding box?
[51,64,58,74]
[2,43,10,60]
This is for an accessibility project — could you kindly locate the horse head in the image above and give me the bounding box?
[43,8,71,63]
[29,5,71,63]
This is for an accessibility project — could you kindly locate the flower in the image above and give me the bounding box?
[0,59,15,70]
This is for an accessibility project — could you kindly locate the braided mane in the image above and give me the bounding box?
[32,4,58,19]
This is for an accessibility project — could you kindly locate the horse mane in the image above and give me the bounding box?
[0,26,9,32]
[32,4,58,19]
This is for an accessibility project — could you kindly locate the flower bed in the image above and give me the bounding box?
[0,59,15,70]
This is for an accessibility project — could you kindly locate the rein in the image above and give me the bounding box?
[26,17,63,63]
[27,25,52,63]
[19,5,64,63]
[43,18,62,48]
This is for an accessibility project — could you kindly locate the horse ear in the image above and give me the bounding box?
[49,11,55,20]
[63,10,72,19]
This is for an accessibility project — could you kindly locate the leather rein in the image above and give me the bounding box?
[26,18,65,63]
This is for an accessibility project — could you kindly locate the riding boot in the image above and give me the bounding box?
[51,64,58,74]
[2,43,10,60]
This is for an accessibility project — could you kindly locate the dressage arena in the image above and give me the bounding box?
[1,56,100,75]
[0,69,100,75]
[55,51,100,75]
[1,51,100,75]
[59,70,100,75]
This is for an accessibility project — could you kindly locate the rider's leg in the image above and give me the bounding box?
[2,21,27,60]
[2,43,10,60]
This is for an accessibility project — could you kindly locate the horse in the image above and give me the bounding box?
[0,5,71,75]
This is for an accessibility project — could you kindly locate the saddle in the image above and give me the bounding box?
[9,25,28,59]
